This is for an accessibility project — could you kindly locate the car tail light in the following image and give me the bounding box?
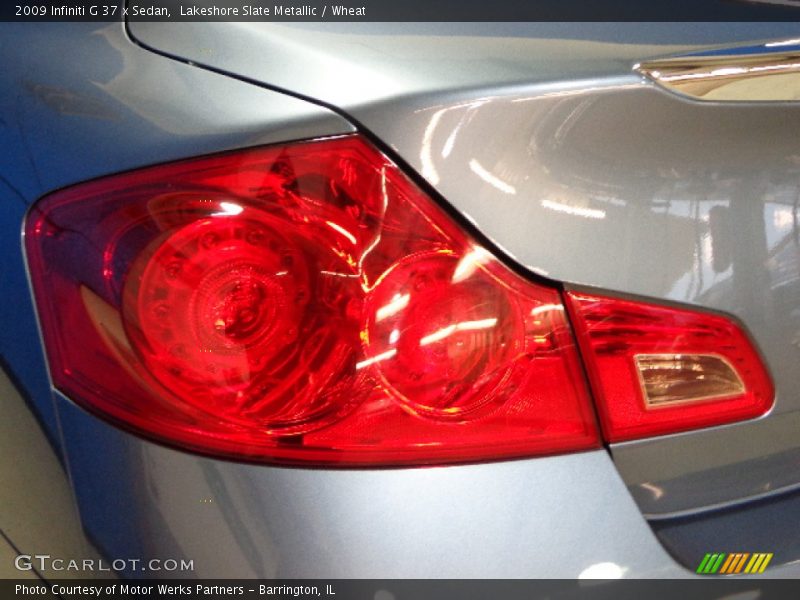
[565,292,774,442]
[25,135,599,466]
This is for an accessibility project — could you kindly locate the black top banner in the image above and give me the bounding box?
[4,0,800,22]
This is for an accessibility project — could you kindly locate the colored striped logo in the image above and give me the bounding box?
[696,553,773,574]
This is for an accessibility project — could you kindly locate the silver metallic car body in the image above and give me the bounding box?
[3,21,800,578]
[130,20,800,516]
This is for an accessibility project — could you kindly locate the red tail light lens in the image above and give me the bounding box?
[565,292,774,442]
[26,135,599,465]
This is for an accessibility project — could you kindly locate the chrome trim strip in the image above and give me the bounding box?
[636,41,800,101]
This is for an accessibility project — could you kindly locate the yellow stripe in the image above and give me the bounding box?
[720,554,736,574]
[734,553,749,573]
[759,553,773,573]
[750,554,766,573]
[744,554,759,574]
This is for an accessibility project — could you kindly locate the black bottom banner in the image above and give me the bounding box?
[6,579,800,600]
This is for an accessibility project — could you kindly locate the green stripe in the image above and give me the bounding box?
[696,554,713,574]
[702,553,719,574]
[710,553,726,574]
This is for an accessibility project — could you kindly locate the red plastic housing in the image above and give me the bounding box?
[25,135,599,466]
[566,292,774,442]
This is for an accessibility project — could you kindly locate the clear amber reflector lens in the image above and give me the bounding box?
[634,354,745,408]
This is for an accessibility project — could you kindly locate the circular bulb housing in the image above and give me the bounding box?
[365,252,523,420]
